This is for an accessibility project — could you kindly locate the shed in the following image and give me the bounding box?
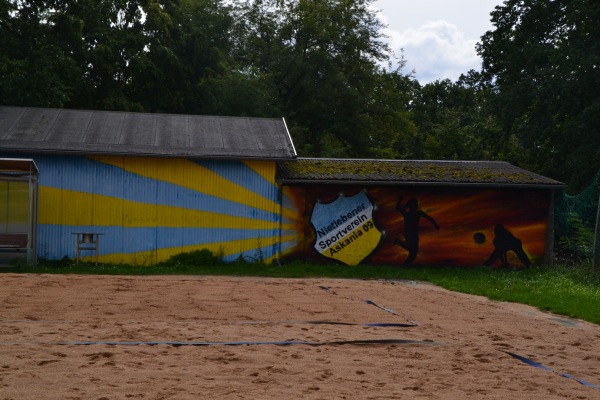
[0,106,296,265]
[0,158,38,264]
[277,158,565,267]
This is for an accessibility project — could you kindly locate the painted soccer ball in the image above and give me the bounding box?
[473,232,486,244]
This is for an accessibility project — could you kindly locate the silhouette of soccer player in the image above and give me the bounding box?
[484,224,532,269]
[394,197,440,265]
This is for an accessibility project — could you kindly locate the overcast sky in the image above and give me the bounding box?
[372,0,503,83]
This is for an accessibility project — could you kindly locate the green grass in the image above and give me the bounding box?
[3,251,599,325]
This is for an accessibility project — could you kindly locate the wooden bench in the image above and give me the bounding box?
[0,233,28,251]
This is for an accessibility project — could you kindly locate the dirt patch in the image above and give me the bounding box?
[1,273,599,399]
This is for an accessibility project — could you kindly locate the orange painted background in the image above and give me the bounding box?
[280,185,551,267]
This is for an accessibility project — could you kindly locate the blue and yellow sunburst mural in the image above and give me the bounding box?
[31,155,293,265]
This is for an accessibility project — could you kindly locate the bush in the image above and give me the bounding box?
[158,249,223,267]
[556,212,594,264]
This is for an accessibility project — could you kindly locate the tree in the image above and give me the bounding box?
[0,0,242,114]
[65,0,237,113]
[477,0,600,191]
[128,0,240,114]
[408,72,503,161]
[231,0,416,157]
[0,0,84,107]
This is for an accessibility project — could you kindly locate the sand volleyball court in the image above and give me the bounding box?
[1,273,599,399]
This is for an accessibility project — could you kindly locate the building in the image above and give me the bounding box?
[0,106,296,265]
[0,106,564,268]
[277,158,564,268]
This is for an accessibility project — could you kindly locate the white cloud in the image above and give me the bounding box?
[383,20,482,84]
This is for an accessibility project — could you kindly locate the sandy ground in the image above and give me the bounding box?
[0,273,599,399]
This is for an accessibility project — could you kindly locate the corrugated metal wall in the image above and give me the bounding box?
[32,155,281,265]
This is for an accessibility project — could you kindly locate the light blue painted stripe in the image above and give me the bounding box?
[30,156,279,221]
[281,192,298,207]
[281,217,296,226]
[38,225,278,259]
[279,239,299,254]
[280,229,298,237]
[194,160,279,202]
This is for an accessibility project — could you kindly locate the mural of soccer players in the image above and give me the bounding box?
[394,197,440,265]
[484,223,532,269]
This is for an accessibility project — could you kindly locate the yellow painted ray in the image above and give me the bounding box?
[91,156,280,214]
[279,221,296,231]
[281,205,303,223]
[242,160,277,185]
[279,233,301,244]
[39,187,278,230]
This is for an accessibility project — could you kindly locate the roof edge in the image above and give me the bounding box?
[0,145,295,161]
[281,118,298,158]
[277,178,566,190]
[0,157,39,173]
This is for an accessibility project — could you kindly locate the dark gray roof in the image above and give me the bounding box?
[277,158,564,189]
[0,107,297,159]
